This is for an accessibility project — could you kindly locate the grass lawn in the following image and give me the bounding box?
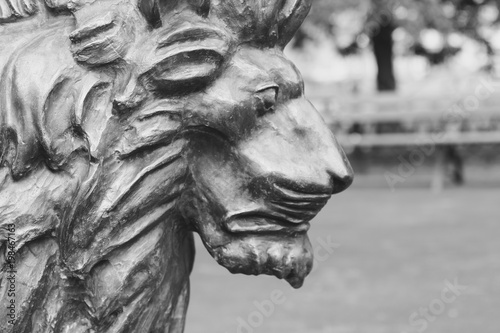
[185,187,500,333]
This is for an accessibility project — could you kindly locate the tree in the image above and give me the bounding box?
[299,0,500,92]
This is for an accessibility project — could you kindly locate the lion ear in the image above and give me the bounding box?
[141,24,230,95]
[277,0,312,48]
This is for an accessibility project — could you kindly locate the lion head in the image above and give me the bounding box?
[111,0,353,288]
[93,0,353,288]
[178,44,353,288]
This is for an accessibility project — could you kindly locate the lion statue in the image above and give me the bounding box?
[0,0,353,332]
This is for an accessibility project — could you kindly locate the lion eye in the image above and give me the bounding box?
[255,86,279,116]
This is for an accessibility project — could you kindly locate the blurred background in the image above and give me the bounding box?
[186,1,500,332]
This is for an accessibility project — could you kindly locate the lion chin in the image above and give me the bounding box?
[208,233,314,289]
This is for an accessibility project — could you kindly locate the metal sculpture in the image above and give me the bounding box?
[0,0,353,331]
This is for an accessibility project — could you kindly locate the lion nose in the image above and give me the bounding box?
[326,139,354,195]
[329,166,354,194]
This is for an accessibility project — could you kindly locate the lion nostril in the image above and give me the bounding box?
[329,169,354,195]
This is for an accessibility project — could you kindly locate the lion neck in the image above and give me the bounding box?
[1,142,196,332]
[56,136,195,331]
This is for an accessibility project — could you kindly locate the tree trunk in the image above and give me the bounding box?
[372,23,396,92]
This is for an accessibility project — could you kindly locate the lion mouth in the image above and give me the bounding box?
[225,185,329,234]
[225,211,311,234]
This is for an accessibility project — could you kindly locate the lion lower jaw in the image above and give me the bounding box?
[208,234,314,289]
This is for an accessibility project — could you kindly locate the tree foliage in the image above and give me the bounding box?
[303,0,500,49]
